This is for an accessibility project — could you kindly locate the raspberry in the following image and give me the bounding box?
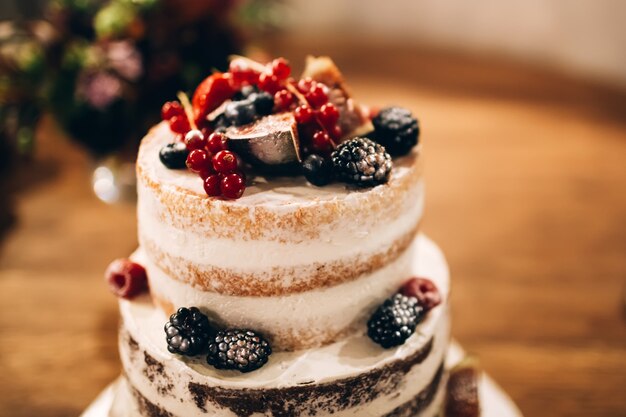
[399,277,442,311]
[105,259,148,299]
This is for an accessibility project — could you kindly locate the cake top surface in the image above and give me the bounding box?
[139,122,420,207]
[150,55,421,202]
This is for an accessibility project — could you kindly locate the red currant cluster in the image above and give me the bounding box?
[161,100,191,138]
[292,78,341,155]
[184,130,246,200]
[230,57,297,113]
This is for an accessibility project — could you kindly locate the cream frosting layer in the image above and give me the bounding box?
[133,234,448,351]
[135,122,424,295]
[118,235,451,417]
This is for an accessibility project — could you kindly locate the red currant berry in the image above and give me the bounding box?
[206,132,229,153]
[297,77,315,94]
[186,149,211,172]
[221,172,246,199]
[198,167,215,179]
[212,150,238,173]
[184,129,206,151]
[105,259,148,299]
[271,58,291,80]
[306,84,328,108]
[203,174,222,197]
[294,105,315,124]
[169,114,190,134]
[229,58,260,86]
[319,103,340,126]
[258,72,281,94]
[161,101,184,121]
[312,130,333,152]
[274,89,295,111]
[400,277,442,311]
[329,124,342,140]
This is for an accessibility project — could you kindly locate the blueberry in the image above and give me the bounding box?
[159,142,189,169]
[302,154,333,186]
[250,92,274,116]
[225,100,257,126]
[233,85,259,101]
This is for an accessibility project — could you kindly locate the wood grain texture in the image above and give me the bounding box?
[0,43,625,417]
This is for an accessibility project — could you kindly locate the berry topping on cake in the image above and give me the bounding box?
[164,307,213,356]
[372,106,420,156]
[220,172,246,199]
[302,154,333,186]
[206,132,229,153]
[367,293,425,348]
[203,174,221,197]
[161,101,184,121]
[105,259,148,299]
[185,149,211,173]
[331,137,392,187]
[192,72,235,125]
[159,142,188,169]
[184,129,206,151]
[400,277,442,311]
[206,329,272,373]
[224,100,257,126]
[445,358,482,417]
[212,150,238,173]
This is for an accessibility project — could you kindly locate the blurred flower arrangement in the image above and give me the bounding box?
[0,0,280,159]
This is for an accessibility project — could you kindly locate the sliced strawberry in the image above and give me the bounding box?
[192,72,235,126]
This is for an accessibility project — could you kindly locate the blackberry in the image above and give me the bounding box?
[302,154,333,186]
[224,100,257,126]
[159,142,188,169]
[207,329,271,373]
[367,293,425,348]
[372,107,419,156]
[164,307,213,356]
[331,137,392,187]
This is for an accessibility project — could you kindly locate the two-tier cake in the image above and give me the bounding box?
[101,55,474,417]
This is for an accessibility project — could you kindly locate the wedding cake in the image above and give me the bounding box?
[102,55,472,417]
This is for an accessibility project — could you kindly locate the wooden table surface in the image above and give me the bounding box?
[1,42,625,417]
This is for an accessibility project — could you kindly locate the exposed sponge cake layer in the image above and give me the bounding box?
[116,236,450,416]
[136,122,424,296]
[133,234,448,351]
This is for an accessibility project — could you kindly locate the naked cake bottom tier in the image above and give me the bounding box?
[115,236,451,417]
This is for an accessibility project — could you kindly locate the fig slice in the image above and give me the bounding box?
[225,112,301,172]
[302,56,373,141]
[444,357,481,417]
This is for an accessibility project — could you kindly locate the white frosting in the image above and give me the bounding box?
[137,180,424,270]
[133,234,448,350]
[119,235,451,416]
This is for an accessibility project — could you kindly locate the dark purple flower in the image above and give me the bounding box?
[76,71,123,110]
[106,40,142,81]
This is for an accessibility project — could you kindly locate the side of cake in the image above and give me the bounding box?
[103,55,463,417]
